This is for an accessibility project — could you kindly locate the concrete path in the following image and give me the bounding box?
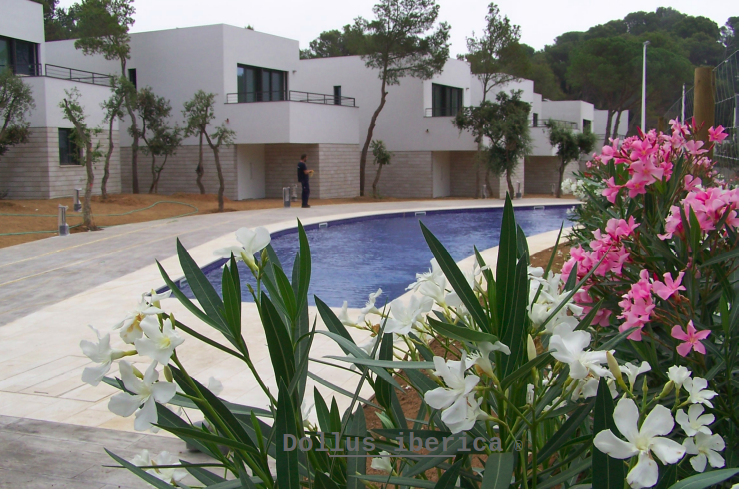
[0,198,572,488]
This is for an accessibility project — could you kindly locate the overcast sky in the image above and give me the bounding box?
[56,0,735,56]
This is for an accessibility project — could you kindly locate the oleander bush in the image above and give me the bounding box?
[80,133,739,489]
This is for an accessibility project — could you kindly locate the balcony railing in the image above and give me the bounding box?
[45,64,113,86]
[531,119,578,130]
[425,107,462,117]
[1,63,113,86]
[226,90,356,107]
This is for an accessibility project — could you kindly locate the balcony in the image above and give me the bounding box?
[1,64,114,87]
[226,90,356,107]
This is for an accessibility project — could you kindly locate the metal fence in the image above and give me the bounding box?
[664,50,738,168]
[226,90,356,107]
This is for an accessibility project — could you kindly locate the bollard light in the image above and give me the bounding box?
[551,183,556,196]
[58,205,70,236]
[481,184,488,199]
[291,184,299,202]
[73,188,82,212]
[283,187,291,208]
[516,181,522,199]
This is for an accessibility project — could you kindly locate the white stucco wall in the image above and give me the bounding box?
[237,144,266,199]
[541,100,594,130]
[432,151,450,197]
[23,76,118,129]
[0,0,44,45]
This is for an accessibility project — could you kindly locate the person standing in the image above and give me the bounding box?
[297,154,313,208]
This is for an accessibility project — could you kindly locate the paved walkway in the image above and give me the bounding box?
[0,198,571,487]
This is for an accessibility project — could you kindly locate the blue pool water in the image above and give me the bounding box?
[176,206,573,308]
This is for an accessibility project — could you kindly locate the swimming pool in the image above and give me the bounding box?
[176,205,573,308]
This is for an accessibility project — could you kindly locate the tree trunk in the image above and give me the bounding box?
[124,97,140,194]
[83,142,95,229]
[556,159,566,198]
[359,76,388,196]
[205,133,225,212]
[101,116,115,200]
[612,110,623,139]
[372,163,383,199]
[150,155,168,194]
[149,154,157,194]
[506,170,515,198]
[604,109,614,142]
[196,131,205,194]
[485,168,492,199]
[474,140,484,198]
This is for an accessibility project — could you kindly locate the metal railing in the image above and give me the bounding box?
[226,90,356,107]
[1,63,114,86]
[0,63,42,76]
[538,119,579,130]
[45,64,114,86]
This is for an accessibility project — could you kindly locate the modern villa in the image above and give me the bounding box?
[1,0,628,201]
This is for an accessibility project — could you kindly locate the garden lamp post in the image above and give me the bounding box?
[641,41,650,131]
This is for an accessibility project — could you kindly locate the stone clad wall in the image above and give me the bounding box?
[524,156,576,195]
[119,145,238,199]
[449,151,479,197]
[317,144,360,199]
[264,144,319,199]
[374,151,433,198]
[0,127,120,199]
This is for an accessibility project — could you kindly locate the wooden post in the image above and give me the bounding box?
[693,67,715,146]
[657,117,665,134]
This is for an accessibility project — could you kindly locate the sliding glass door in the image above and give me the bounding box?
[237,64,286,102]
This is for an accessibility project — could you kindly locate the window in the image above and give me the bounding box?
[532,113,539,127]
[583,119,592,132]
[237,65,287,102]
[58,128,81,165]
[333,86,341,105]
[0,36,39,75]
[128,68,137,89]
[431,83,463,117]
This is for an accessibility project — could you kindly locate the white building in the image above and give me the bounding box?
[0,0,120,199]
[2,0,628,200]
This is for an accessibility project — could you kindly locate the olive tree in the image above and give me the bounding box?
[74,0,141,192]
[0,71,35,159]
[370,139,392,198]
[99,76,126,199]
[545,119,596,198]
[60,88,102,229]
[135,87,182,194]
[183,91,235,212]
[454,90,532,198]
[357,0,450,196]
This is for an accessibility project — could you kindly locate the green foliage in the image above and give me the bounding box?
[30,0,81,41]
[0,70,35,158]
[358,0,451,86]
[370,139,392,167]
[300,24,367,59]
[73,0,135,69]
[545,120,596,197]
[135,87,182,193]
[461,2,521,100]
[453,90,532,196]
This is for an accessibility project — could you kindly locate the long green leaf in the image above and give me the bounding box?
[536,398,595,465]
[428,317,499,344]
[295,220,312,315]
[499,253,531,379]
[353,475,437,488]
[666,468,739,489]
[347,408,367,489]
[316,331,402,389]
[435,459,464,489]
[325,356,434,369]
[276,379,300,489]
[420,221,490,334]
[496,195,518,333]
[221,260,242,344]
[592,378,624,489]
[259,293,296,388]
[481,452,515,489]
[177,238,228,331]
[500,353,552,391]
[307,371,380,408]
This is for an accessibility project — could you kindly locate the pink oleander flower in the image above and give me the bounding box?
[684,140,708,156]
[708,125,728,143]
[605,217,639,240]
[652,272,686,301]
[671,321,710,357]
[625,174,649,198]
[684,175,702,192]
[602,177,623,204]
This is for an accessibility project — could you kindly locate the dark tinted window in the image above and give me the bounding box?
[237,65,287,102]
[59,128,81,165]
[431,83,463,117]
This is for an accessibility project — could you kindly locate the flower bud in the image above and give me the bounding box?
[163,365,174,383]
[527,335,537,362]
[606,351,626,390]
[658,380,674,400]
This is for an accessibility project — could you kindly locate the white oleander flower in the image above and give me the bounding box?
[526,384,535,404]
[207,376,223,396]
[425,356,478,413]
[667,366,691,391]
[385,296,433,335]
[359,288,384,321]
[371,451,393,473]
[114,295,164,344]
[132,449,187,484]
[134,317,185,365]
[594,397,685,489]
[683,433,725,472]
[620,361,651,390]
[548,321,610,380]
[443,392,487,433]
[571,377,617,400]
[683,377,718,408]
[469,341,511,377]
[338,301,360,327]
[108,361,177,431]
[143,289,171,307]
[301,399,315,425]
[676,404,714,437]
[80,326,126,386]
[214,226,271,270]
[406,259,445,292]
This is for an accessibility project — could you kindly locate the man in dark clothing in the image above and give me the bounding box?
[297,154,313,208]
